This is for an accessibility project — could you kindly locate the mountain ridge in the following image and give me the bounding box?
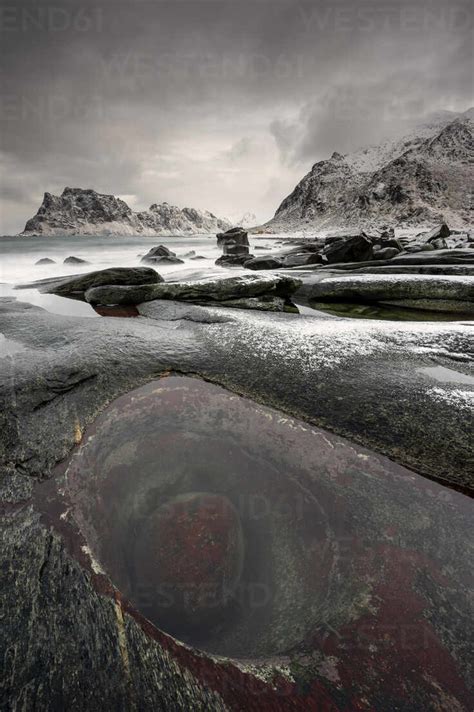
[261,109,474,234]
[21,187,232,236]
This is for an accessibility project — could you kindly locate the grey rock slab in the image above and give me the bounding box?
[379,298,474,314]
[85,274,301,306]
[17,267,163,297]
[299,274,474,303]
[326,265,474,276]
[1,296,472,491]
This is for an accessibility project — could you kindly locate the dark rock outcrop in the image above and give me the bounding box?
[244,256,284,270]
[216,227,252,267]
[64,256,89,265]
[422,223,451,242]
[84,274,301,312]
[216,227,249,248]
[215,254,254,267]
[40,267,163,297]
[140,246,185,265]
[35,258,56,265]
[321,234,374,264]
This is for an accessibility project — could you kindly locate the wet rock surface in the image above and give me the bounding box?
[33,266,164,298]
[245,227,473,273]
[0,297,473,710]
[84,274,301,312]
[134,492,244,629]
[298,274,474,311]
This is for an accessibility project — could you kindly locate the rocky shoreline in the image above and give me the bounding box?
[1,229,473,710]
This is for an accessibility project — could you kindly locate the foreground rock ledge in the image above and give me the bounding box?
[83,274,302,312]
[0,298,473,710]
[296,274,474,314]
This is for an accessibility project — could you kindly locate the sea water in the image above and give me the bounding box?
[0,234,276,317]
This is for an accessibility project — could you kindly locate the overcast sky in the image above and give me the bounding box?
[1,0,472,233]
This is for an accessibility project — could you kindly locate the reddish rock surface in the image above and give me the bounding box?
[134,492,244,624]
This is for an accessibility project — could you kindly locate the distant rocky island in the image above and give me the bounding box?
[20,187,232,236]
[262,108,474,234]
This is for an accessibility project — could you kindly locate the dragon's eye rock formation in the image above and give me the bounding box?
[21,187,232,236]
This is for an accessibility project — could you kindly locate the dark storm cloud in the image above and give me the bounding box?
[0,0,472,232]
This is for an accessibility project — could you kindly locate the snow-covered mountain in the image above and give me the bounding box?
[229,212,258,229]
[262,108,474,234]
[21,188,232,236]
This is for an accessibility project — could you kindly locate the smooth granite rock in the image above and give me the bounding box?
[35,267,164,297]
[299,274,474,305]
[84,274,301,310]
[0,297,473,710]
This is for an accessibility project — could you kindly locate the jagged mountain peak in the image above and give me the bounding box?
[21,188,231,236]
[263,109,474,233]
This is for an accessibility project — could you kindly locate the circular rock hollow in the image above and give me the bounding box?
[63,376,473,669]
[64,377,336,657]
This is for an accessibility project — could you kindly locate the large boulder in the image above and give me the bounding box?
[84,274,302,312]
[423,223,451,242]
[215,253,254,267]
[140,245,184,265]
[216,227,249,248]
[244,256,284,270]
[35,258,56,265]
[40,267,163,297]
[321,234,374,264]
[216,227,252,266]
